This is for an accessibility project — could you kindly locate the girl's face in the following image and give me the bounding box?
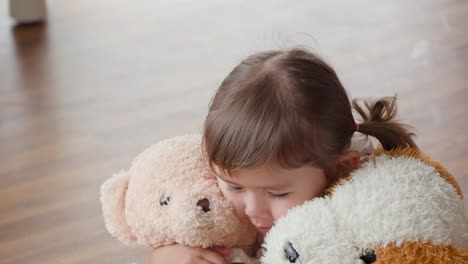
[216,163,328,234]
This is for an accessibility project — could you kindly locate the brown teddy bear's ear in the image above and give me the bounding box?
[100,170,137,245]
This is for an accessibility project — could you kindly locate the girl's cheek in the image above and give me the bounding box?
[216,180,250,223]
[272,207,288,221]
[271,199,296,221]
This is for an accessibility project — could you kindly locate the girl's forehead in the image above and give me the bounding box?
[231,162,322,176]
[217,173,290,190]
[217,163,325,188]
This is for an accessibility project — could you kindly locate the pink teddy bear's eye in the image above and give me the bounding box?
[160,194,170,206]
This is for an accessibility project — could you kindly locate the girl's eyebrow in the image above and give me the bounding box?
[217,175,290,190]
[217,175,240,185]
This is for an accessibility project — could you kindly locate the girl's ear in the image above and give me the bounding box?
[336,150,361,178]
[100,170,137,245]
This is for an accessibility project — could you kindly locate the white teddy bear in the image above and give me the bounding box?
[261,148,468,264]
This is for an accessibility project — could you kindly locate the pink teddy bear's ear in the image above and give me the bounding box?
[100,170,137,245]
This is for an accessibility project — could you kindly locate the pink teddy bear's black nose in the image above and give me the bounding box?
[197,198,210,213]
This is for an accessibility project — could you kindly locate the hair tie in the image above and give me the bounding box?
[355,123,360,132]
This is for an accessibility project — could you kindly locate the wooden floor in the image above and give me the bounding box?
[1,0,467,263]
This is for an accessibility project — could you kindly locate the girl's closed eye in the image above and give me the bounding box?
[226,184,290,198]
[227,185,243,191]
[268,192,290,198]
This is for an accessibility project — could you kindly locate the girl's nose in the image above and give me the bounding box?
[244,194,268,218]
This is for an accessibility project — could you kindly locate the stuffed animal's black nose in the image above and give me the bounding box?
[285,241,299,263]
[197,198,210,212]
[360,248,376,264]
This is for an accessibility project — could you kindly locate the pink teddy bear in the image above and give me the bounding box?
[100,134,259,264]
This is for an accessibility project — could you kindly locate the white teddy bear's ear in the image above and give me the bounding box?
[100,170,137,245]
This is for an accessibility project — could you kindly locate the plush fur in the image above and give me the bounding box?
[262,147,468,264]
[100,134,258,259]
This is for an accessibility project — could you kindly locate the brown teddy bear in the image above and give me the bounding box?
[262,147,468,264]
[100,134,259,264]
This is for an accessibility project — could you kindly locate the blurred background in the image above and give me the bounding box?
[1,0,467,263]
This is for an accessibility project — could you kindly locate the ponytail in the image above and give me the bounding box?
[352,96,418,151]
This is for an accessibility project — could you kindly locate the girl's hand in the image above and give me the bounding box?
[148,244,231,264]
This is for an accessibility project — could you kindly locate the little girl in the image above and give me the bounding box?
[148,48,417,264]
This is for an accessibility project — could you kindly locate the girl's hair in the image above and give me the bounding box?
[202,48,417,181]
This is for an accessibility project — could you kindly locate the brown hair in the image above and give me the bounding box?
[202,48,417,181]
